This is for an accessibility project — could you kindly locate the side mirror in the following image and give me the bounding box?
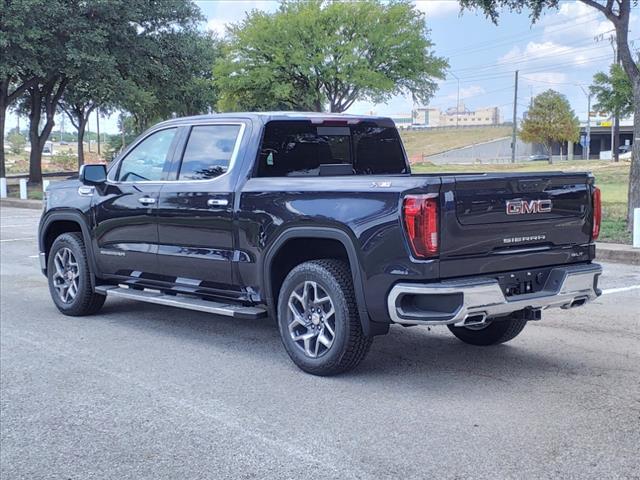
[79,164,107,185]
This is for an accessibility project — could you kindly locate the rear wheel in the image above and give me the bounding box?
[277,260,372,376]
[47,232,105,316]
[447,316,527,346]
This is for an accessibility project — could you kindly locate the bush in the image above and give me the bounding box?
[7,130,26,155]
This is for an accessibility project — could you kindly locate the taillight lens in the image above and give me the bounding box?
[592,186,601,240]
[403,194,438,258]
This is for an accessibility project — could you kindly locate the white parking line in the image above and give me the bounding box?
[601,285,640,295]
[0,237,36,243]
[1,224,36,228]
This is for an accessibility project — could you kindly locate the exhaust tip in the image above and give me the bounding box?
[463,313,487,327]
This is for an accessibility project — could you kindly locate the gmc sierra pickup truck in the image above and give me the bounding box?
[38,112,602,375]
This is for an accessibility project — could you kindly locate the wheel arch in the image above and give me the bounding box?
[40,210,98,287]
[262,227,387,337]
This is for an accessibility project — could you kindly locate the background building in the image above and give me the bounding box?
[439,102,500,127]
[390,103,502,129]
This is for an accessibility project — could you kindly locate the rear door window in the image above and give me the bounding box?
[256,120,407,177]
[178,125,242,180]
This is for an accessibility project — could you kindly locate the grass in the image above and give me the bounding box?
[6,184,44,200]
[399,126,512,162]
[412,159,631,244]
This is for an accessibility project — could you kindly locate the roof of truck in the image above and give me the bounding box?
[155,111,395,128]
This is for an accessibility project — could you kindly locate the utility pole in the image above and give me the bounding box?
[96,110,101,156]
[511,70,519,163]
[580,85,591,160]
[450,71,460,128]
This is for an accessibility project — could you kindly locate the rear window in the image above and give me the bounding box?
[256,121,407,177]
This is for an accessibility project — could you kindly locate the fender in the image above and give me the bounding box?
[262,226,388,337]
[39,209,100,288]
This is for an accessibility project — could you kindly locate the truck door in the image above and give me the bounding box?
[93,127,180,278]
[155,123,247,299]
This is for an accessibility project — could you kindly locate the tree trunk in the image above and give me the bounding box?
[77,119,86,168]
[627,82,640,231]
[28,88,43,185]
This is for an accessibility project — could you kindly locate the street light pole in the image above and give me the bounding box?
[511,70,519,163]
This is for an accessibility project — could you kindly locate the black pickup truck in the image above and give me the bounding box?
[38,112,602,375]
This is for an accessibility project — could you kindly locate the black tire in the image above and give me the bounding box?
[277,259,372,376]
[447,317,528,346]
[47,232,105,316]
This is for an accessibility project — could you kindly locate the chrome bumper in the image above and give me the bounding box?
[387,263,602,327]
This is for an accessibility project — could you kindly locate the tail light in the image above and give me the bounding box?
[403,194,439,258]
[592,186,602,240]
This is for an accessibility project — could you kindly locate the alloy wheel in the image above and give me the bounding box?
[286,281,336,358]
[52,247,79,303]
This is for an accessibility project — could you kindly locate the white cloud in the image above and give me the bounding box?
[520,72,569,85]
[414,1,460,18]
[445,85,485,101]
[206,18,227,36]
[499,40,608,70]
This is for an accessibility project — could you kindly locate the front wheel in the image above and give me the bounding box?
[277,260,372,376]
[47,232,105,316]
[447,316,528,346]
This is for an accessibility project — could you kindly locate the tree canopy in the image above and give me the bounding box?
[214,0,447,112]
[519,89,580,161]
[0,0,215,180]
[591,63,635,118]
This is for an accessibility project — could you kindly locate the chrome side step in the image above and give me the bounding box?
[95,286,267,320]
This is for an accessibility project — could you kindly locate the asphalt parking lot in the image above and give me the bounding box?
[1,205,639,480]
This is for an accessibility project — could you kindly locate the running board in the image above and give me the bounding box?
[95,286,267,320]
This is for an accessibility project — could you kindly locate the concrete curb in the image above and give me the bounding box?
[0,198,43,210]
[596,243,640,265]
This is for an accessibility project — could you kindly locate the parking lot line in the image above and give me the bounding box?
[601,285,640,295]
[0,237,36,243]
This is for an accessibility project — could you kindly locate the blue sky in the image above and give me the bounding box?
[7,0,639,134]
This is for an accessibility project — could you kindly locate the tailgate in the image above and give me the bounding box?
[440,172,593,258]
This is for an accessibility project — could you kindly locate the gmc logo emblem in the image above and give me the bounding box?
[506,199,553,215]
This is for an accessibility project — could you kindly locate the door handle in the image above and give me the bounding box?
[207,199,229,207]
[138,196,156,205]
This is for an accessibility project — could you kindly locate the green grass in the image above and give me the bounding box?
[412,159,631,244]
[399,126,512,162]
[6,184,44,201]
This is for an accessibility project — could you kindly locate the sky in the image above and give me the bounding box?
[6,0,640,134]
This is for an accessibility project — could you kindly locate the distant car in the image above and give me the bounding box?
[529,154,550,162]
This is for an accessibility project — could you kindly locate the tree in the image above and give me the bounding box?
[60,81,115,167]
[6,127,26,155]
[1,0,204,183]
[214,0,447,112]
[459,0,640,231]
[591,63,635,162]
[115,29,219,134]
[519,90,580,163]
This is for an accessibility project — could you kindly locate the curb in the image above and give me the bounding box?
[0,198,43,210]
[596,243,640,265]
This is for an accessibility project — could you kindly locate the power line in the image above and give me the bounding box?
[440,12,602,57]
[452,32,609,74]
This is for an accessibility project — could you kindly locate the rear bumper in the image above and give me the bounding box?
[387,263,602,327]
